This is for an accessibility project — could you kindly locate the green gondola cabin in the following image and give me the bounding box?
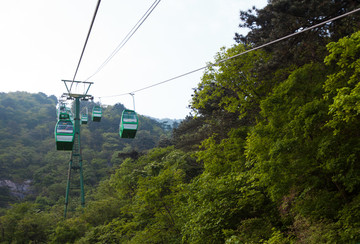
[81,113,88,124]
[119,109,138,138]
[58,111,70,120]
[92,106,102,122]
[55,120,74,150]
[57,104,71,120]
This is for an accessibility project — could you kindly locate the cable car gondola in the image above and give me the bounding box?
[119,109,138,138]
[81,113,88,124]
[92,106,102,122]
[81,107,88,124]
[55,119,74,150]
[57,103,71,120]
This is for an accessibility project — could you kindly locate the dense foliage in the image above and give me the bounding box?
[1,0,360,243]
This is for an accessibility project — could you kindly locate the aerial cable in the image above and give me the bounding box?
[217,7,360,65]
[132,66,205,94]
[98,7,360,99]
[70,0,102,92]
[85,0,161,81]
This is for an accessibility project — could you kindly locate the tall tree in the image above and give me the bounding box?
[236,0,360,76]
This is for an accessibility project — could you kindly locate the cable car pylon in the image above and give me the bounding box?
[60,80,94,218]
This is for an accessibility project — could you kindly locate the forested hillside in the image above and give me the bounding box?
[1,0,360,243]
[0,92,169,208]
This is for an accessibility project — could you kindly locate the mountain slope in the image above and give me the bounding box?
[0,92,168,207]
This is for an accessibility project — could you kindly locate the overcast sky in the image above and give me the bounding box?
[0,0,268,119]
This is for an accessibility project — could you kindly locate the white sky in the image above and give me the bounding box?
[0,0,267,119]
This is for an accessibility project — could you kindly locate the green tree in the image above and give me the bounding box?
[50,217,88,243]
[236,0,360,67]
[0,202,58,243]
[180,129,276,243]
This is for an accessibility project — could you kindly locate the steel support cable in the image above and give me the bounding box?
[85,0,161,81]
[99,7,360,99]
[70,0,102,92]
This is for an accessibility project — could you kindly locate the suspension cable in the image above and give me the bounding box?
[85,0,161,81]
[70,0,102,92]
[98,7,360,99]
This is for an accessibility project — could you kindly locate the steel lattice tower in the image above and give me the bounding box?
[61,80,93,218]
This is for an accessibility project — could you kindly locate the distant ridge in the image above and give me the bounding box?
[148,117,182,130]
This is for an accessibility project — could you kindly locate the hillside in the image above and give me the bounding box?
[0,92,169,207]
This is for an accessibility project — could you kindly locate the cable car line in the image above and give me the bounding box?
[55,5,360,216]
[97,7,360,100]
[85,0,161,82]
[70,0,102,92]
[132,66,205,94]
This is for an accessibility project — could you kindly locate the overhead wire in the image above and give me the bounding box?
[85,0,161,82]
[98,7,360,100]
[70,0,102,92]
